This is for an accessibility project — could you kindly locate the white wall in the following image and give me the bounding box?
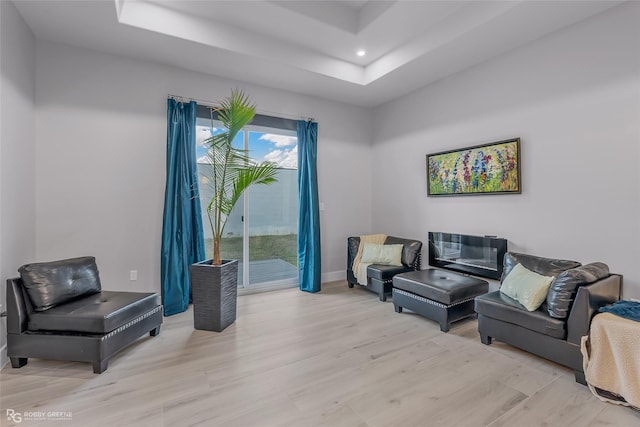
[372,2,640,299]
[35,41,372,292]
[0,0,37,367]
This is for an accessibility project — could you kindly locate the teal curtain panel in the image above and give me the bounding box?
[161,99,206,315]
[297,120,321,293]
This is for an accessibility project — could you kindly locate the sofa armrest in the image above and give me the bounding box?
[566,274,621,344]
[347,237,361,283]
[6,278,33,334]
[347,237,360,270]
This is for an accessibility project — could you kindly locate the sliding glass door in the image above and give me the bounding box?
[196,118,298,290]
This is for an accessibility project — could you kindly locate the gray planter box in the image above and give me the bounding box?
[190,259,238,332]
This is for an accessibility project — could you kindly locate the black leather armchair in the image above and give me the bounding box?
[7,256,163,373]
[475,252,621,384]
[347,236,422,301]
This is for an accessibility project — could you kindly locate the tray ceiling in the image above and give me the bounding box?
[13,0,623,107]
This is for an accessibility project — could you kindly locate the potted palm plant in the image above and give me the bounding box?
[190,89,278,332]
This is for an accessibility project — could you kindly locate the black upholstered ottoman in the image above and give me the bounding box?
[392,269,489,332]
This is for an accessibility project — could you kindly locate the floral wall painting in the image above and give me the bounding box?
[426,138,521,196]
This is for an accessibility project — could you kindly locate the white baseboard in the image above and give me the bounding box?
[322,270,345,284]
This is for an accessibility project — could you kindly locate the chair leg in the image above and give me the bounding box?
[10,357,28,368]
[348,282,354,288]
[93,360,108,374]
[394,305,402,313]
[150,326,161,336]
[574,370,587,385]
[480,334,492,345]
[380,293,387,302]
[440,322,450,333]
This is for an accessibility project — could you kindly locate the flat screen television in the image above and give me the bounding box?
[428,232,507,280]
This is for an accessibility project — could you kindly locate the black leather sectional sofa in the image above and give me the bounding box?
[347,236,422,301]
[475,252,621,384]
[6,256,163,373]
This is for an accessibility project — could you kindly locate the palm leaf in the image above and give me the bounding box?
[201,89,279,265]
[227,162,279,213]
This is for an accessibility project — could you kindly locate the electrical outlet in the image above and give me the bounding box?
[129,270,138,281]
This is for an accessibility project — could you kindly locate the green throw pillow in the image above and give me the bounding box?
[500,263,554,311]
[360,243,403,266]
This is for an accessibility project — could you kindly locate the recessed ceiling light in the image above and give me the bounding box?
[356,49,366,57]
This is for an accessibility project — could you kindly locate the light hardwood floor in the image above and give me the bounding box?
[1,281,639,427]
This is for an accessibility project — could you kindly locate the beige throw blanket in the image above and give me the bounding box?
[352,234,387,286]
[581,312,640,409]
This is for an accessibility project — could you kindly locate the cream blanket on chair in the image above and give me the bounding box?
[581,312,640,409]
[352,234,387,286]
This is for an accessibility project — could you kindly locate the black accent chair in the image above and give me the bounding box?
[474,252,621,384]
[347,236,422,301]
[7,256,163,373]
